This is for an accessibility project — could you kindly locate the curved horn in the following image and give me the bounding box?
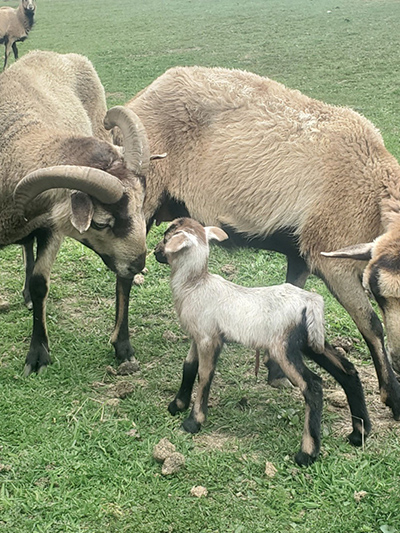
[14,165,125,213]
[104,106,150,176]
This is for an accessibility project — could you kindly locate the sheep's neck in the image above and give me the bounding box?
[18,5,35,32]
[170,259,208,303]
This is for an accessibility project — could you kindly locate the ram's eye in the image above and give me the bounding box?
[91,221,110,231]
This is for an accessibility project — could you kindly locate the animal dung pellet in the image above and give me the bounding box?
[153,438,176,463]
[112,381,135,399]
[117,360,140,375]
[161,452,185,476]
[190,486,208,498]
[265,461,277,478]
[327,390,347,409]
[0,299,10,313]
[105,365,118,376]
[133,273,145,286]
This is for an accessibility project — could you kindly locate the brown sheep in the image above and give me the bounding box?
[0,0,36,70]
[0,50,149,375]
[115,65,400,420]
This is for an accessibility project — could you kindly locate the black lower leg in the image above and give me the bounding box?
[25,273,51,374]
[169,359,199,415]
[112,276,134,362]
[307,342,371,444]
[295,374,323,466]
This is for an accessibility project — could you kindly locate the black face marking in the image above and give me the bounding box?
[376,253,400,273]
[105,194,133,238]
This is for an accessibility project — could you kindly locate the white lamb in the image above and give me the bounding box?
[155,217,371,466]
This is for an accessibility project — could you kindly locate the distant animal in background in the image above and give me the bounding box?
[155,217,371,466]
[0,0,36,70]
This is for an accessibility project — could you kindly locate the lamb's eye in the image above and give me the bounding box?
[91,221,110,231]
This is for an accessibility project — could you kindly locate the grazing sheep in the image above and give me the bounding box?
[154,218,371,466]
[0,50,149,375]
[115,65,400,419]
[0,0,36,70]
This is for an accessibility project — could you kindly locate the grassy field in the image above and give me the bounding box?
[1,0,400,531]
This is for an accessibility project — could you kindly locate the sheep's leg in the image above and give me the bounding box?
[320,267,400,420]
[266,255,310,387]
[306,343,371,445]
[169,341,199,415]
[110,276,136,363]
[286,255,310,288]
[22,238,35,309]
[182,337,223,433]
[11,42,18,61]
[24,230,62,376]
[3,40,11,70]
[276,344,323,466]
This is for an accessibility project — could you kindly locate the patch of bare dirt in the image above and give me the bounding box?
[192,432,239,453]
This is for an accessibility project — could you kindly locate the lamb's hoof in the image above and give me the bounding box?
[168,401,179,416]
[181,418,201,434]
[295,451,318,467]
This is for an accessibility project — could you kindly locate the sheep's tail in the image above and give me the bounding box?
[305,295,325,353]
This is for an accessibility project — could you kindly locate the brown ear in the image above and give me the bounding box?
[70,192,94,234]
[321,242,373,261]
[164,232,192,254]
[205,226,229,243]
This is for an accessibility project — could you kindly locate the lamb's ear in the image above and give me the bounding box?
[70,192,94,234]
[165,232,192,254]
[205,226,229,243]
[321,242,373,261]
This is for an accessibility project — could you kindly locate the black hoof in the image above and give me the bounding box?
[168,401,179,416]
[24,345,51,375]
[347,429,369,447]
[295,451,318,467]
[113,340,134,363]
[182,417,201,434]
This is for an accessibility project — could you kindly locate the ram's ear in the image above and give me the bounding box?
[70,192,94,234]
[165,231,193,254]
[205,226,229,243]
[321,242,373,261]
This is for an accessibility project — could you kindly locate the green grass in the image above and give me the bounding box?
[1,0,400,531]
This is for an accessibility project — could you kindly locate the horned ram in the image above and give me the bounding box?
[0,50,149,375]
[115,65,400,420]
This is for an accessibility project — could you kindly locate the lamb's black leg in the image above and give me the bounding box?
[168,341,199,415]
[181,338,223,434]
[306,342,371,445]
[275,323,323,466]
[266,255,310,387]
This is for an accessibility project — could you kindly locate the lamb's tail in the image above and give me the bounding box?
[305,294,325,353]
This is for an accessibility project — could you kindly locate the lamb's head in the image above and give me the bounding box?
[322,226,400,373]
[13,107,149,279]
[154,218,228,273]
[22,0,36,14]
